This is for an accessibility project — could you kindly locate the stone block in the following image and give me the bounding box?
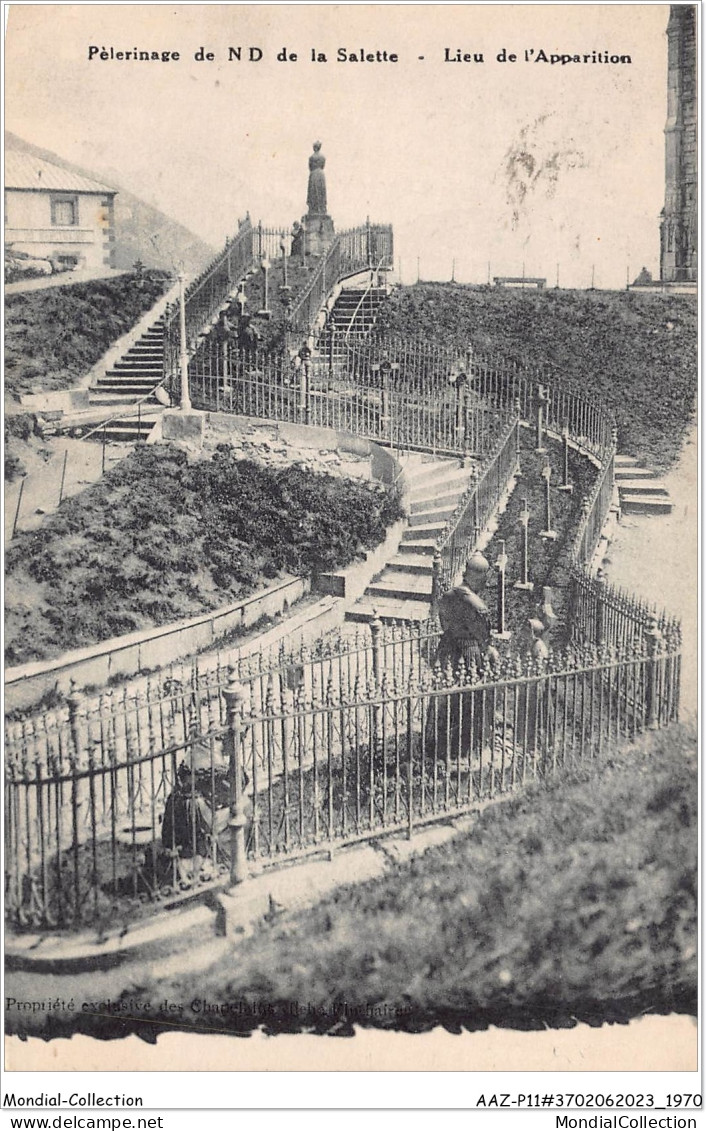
[161,410,206,444]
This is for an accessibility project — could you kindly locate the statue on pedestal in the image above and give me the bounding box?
[301,141,335,257]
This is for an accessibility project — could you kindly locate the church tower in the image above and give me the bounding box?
[660,5,697,282]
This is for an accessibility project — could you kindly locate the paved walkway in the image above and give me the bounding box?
[599,425,697,718]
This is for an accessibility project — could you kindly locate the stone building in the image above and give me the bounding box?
[660,5,697,283]
[4,151,117,274]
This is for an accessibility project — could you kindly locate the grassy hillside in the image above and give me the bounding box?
[5,444,403,664]
[375,285,697,470]
[5,271,170,399]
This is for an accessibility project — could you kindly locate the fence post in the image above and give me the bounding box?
[178,272,192,412]
[58,449,68,503]
[370,610,383,685]
[431,550,442,613]
[223,667,248,885]
[514,399,523,475]
[11,475,26,538]
[492,540,511,640]
[646,617,663,730]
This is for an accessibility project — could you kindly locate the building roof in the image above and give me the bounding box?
[4,151,116,195]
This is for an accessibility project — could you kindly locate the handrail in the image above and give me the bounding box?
[287,223,393,350]
[79,379,167,444]
[433,414,520,594]
[163,217,255,393]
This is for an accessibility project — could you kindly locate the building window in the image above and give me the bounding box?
[50,195,78,226]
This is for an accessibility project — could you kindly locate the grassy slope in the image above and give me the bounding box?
[4,271,170,399]
[5,444,403,665]
[375,285,697,470]
[9,724,695,1041]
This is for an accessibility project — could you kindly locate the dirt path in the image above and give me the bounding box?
[599,425,697,719]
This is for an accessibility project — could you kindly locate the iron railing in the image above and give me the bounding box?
[5,619,680,929]
[286,224,394,351]
[163,218,256,393]
[188,349,510,459]
[433,416,521,596]
[5,294,682,932]
[254,224,292,262]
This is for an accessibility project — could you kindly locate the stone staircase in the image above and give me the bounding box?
[87,316,168,443]
[614,454,674,515]
[346,454,475,624]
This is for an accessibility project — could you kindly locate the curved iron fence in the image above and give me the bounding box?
[5,314,682,931]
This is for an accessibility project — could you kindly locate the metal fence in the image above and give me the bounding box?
[434,416,521,596]
[254,225,292,262]
[5,613,680,929]
[569,567,682,655]
[188,348,511,460]
[5,285,683,933]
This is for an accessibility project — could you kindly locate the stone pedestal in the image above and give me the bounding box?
[303,214,335,257]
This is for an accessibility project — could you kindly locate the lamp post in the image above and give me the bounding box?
[178,271,191,412]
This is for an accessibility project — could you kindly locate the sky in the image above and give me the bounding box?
[5,4,670,288]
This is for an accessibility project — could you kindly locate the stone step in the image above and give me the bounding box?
[110,362,164,373]
[620,493,674,515]
[614,454,641,467]
[617,480,670,496]
[88,393,160,407]
[96,377,160,388]
[410,489,465,515]
[345,597,432,625]
[367,572,434,601]
[403,457,463,480]
[387,554,434,574]
[397,538,438,555]
[614,466,657,481]
[408,470,473,501]
[92,385,160,398]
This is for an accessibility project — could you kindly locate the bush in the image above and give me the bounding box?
[4,444,404,664]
